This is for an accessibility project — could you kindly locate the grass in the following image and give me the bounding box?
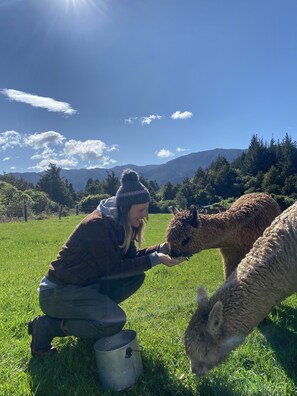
[0,214,297,395]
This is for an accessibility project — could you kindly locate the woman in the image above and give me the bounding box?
[28,168,185,356]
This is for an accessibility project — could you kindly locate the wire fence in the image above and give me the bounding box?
[0,204,97,223]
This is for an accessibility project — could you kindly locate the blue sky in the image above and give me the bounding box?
[1,0,297,173]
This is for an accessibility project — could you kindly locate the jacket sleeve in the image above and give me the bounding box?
[81,217,159,279]
[47,212,160,284]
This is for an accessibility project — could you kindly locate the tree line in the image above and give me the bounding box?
[0,134,296,220]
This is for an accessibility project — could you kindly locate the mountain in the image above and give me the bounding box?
[10,148,244,191]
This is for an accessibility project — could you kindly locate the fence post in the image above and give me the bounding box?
[59,205,63,220]
[23,199,28,222]
[76,205,79,215]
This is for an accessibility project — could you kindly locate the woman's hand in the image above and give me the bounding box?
[157,253,187,267]
[158,242,170,254]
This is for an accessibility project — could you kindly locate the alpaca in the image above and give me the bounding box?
[184,201,297,376]
[166,193,281,279]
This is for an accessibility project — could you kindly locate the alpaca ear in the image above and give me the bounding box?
[187,206,199,228]
[197,287,208,306]
[168,206,180,215]
[207,301,223,335]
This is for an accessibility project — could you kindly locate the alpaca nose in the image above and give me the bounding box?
[190,363,209,376]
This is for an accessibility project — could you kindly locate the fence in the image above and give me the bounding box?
[0,203,82,223]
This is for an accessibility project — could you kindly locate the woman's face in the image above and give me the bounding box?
[128,202,149,228]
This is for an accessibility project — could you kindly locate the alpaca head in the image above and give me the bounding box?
[166,206,202,257]
[185,287,239,376]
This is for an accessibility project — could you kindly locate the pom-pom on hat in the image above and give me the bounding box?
[116,169,150,206]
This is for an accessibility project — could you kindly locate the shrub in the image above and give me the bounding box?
[79,194,110,213]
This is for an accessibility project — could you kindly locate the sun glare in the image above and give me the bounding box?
[59,0,107,16]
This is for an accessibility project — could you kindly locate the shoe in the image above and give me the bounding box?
[28,316,59,356]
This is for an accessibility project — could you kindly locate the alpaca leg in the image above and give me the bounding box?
[220,248,245,279]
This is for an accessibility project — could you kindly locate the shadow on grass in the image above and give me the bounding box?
[26,338,237,396]
[258,305,297,386]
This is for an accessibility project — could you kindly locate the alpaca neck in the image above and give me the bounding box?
[198,214,232,249]
[214,240,297,339]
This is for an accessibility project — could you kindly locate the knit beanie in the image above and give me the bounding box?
[116,169,150,206]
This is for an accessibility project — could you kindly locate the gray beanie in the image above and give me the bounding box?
[116,169,150,206]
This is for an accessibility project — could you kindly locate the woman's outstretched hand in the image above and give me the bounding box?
[157,253,187,267]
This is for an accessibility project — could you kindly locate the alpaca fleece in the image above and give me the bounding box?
[166,193,280,278]
[184,201,297,376]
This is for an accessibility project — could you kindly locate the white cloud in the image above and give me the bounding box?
[0,130,22,150]
[62,139,119,168]
[124,117,138,124]
[30,148,58,161]
[176,147,189,152]
[64,139,116,161]
[155,148,175,159]
[31,157,79,171]
[171,110,193,120]
[106,144,119,152]
[141,114,163,125]
[1,129,119,171]
[25,131,65,149]
[1,88,77,115]
[87,157,117,169]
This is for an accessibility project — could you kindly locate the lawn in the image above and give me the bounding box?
[0,214,296,395]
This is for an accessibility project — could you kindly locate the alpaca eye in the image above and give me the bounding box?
[182,237,191,246]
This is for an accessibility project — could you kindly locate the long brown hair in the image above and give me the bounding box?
[117,204,146,253]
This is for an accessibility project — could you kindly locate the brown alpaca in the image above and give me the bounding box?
[166,193,281,279]
[185,201,297,376]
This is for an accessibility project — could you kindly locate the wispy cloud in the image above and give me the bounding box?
[171,110,193,120]
[124,114,164,125]
[1,88,78,115]
[155,148,175,159]
[124,117,138,124]
[125,110,193,125]
[2,157,10,161]
[155,146,189,160]
[141,114,163,125]
[0,130,22,150]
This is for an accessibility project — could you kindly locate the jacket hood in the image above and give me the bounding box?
[97,196,118,220]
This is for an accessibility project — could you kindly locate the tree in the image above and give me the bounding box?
[36,163,69,205]
[242,135,267,176]
[0,174,34,191]
[262,166,282,194]
[85,178,103,195]
[103,171,119,196]
[278,133,297,177]
[175,191,187,209]
[161,181,175,200]
[25,189,59,214]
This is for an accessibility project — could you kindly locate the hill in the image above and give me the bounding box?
[10,148,244,191]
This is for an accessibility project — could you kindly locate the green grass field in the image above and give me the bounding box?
[0,214,297,396]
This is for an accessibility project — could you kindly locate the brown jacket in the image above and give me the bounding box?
[46,210,158,286]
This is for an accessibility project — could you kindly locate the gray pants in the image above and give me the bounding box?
[39,274,145,339]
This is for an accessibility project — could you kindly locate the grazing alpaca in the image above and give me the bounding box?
[166,193,280,278]
[184,201,297,376]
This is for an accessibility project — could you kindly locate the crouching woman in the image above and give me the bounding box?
[28,169,184,356]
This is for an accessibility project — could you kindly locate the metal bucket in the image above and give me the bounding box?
[94,329,143,391]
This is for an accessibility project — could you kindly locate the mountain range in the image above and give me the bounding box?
[11,148,244,191]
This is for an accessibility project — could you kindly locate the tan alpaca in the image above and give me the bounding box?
[184,201,297,376]
[166,193,281,278]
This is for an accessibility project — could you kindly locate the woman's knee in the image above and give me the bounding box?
[63,315,126,339]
